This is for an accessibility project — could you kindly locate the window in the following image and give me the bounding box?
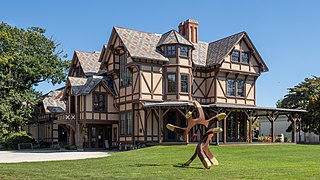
[231,51,240,62]
[180,46,189,57]
[166,45,176,56]
[120,113,125,135]
[242,52,249,64]
[93,93,106,112]
[227,79,246,97]
[167,73,176,93]
[237,80,245,97]
[120,111,132,135]
[227,79,236,96]
[181,74,189,93]
[120,54,132,87]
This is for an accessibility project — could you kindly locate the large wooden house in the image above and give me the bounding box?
[33,19,306,149]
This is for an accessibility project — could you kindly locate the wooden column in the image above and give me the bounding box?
[299,119,302,143]
[223,118,227,144]
[215,121,219,145]
[249,116,253,143]
[158,108,162,143]
[292,118,297,143]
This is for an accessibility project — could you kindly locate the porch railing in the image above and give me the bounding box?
[57,113,76,121]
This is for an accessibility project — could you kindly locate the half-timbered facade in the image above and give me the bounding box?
[34,19,305,149]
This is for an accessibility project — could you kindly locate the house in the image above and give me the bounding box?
[33,19,306,149]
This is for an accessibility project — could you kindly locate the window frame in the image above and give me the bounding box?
[180,73,189,93]
[119,53,132,87]
[180,46,189,57]
[237,79,245,97]
[92,92,106,112]
[241,52,249,64]
[227,79,236,96]
[119,111,132,136]
[167,73,177,93]
[231,50,240,63]
[166,45,176,57]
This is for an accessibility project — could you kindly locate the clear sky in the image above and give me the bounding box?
[1,0,319,107]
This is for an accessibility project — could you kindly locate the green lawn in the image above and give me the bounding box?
[0,144,319,179]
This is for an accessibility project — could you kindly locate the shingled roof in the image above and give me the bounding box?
[114,27,168,62]
[66,76,116,96]
[111,26,267,71]
[206,32,245,66]
[157,30,193,47]
[75,51,101,76]
[42,88,66,114]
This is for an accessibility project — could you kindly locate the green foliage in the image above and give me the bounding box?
[0,22,69,137]
[65,145,77,150]
[278,76,320,135]
[3,131,34,149]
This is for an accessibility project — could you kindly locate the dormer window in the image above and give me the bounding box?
[166,45,176,56]
[180,46,189,57]
[231,51,240,62]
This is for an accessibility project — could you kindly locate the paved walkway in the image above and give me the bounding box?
[0,150,111,163]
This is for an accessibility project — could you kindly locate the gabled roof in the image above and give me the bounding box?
[157,30,193,47]
[68,77,88,95]
[114,27,168,62]
[42,88,66,114]
[66,76,116,97]
[69,51,101,76]
[206,32,245,66]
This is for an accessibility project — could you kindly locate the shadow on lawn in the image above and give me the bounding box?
[173,163,204,170]
[132,163,204,170]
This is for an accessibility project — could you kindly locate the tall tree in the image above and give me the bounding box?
[0,22,69,138]
[277,77,320,135]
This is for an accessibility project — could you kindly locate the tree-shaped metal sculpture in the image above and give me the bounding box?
[166,101,226,169]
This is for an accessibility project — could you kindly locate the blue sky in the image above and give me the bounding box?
[1,0,320,107]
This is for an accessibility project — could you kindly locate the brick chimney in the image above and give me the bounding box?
[178,19,198,43]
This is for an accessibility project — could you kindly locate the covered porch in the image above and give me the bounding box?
[143,102,307,145]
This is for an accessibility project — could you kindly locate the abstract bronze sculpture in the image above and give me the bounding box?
[166,101,226,169]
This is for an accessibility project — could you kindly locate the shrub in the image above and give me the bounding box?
[4,131,34,149]
[65,145,77,150]
[275,138,281,142]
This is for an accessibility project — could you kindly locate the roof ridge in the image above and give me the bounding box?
[209,31,245,45]
[114,26,161,36]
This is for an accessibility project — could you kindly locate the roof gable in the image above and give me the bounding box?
[157,30,193,47]
[205,32,244,66]
[75,51,101,76]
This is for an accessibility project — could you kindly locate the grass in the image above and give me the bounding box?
[0,144,319,179]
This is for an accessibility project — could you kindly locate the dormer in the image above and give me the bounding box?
[157,30,194,58]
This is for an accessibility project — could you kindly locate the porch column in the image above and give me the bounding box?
[158,108,162,143]
[249,116,253,143]
[215,121,219,145]
[223,118,227,144]
[69,128,75,145]
[299,118,302,143]
[292,118,297,143]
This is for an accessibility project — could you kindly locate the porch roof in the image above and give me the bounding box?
[143,102,307,116]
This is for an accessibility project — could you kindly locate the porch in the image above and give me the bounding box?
[142,102,307,145]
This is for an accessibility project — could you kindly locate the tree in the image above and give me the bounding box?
[277,77,320,135]
[0,22,69,139]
